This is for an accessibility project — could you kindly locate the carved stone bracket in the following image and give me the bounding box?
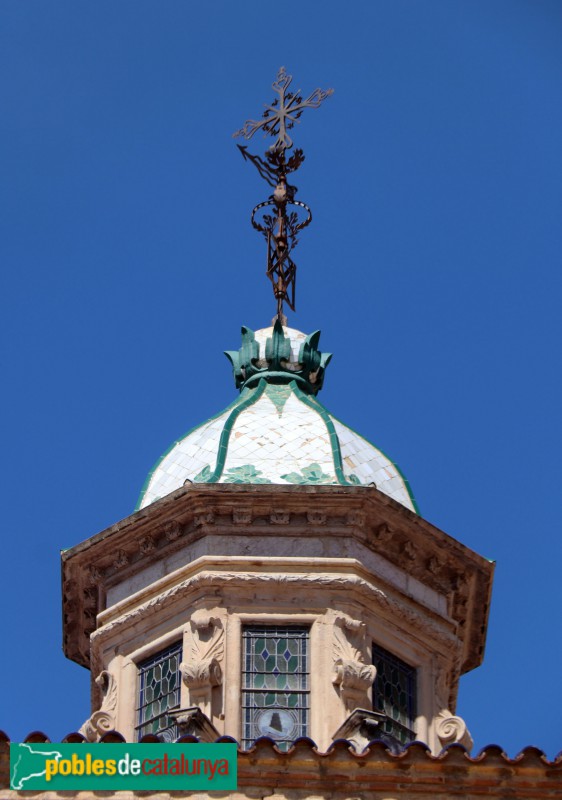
[307,510,327,525]
[83,587,97,608]
[332,708,394,754]
[270,510,290,525]
[427,555,444,575]
[435,709,473,751]
[88,565,103,584]
[113,550,129,569]
[139,536,155,555]
[79,671,117,742]
[375,522,393,543]
[164,520,182,541]
[332,616,376,713]
[346,510,365,528]
[195,511,215,527]
[181,613,224,717]
[168,707,221,742]
[232,508,252,525]
[402,540,417,560]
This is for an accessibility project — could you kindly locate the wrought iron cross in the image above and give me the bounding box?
[234,68,333,321]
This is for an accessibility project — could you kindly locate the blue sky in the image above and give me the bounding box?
[1,1,561,757]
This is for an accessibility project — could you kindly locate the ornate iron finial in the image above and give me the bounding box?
[234,68,333,321]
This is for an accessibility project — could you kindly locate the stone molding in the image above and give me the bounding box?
[91,563,458,658]
[62,484,493,680]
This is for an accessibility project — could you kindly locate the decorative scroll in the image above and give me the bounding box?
[181,614,224,717]
[79,671,117,742]
[436,709,473,750]
[332,617,376,713]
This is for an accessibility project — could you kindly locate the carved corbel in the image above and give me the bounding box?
[232,508,252,525]
[139,535,155,555]
[181,614,224,717]
[113,550,129,569]
[375,522,393,543]
[194,510,214,527]
[332,617,376,713]
[168,707,221,742]
[79,671,117,742]
[435,709,473,751]
[346,510,365,528]
[332,708,393,754]
[164,520,182,541]
[402,540,417,561]
[270,510,290,525]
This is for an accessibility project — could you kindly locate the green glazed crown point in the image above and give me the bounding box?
[227,323,332,395]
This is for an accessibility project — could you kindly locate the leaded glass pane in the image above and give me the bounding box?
[242,626,309,751]
[136,641,182,742]
[372,644,417,745]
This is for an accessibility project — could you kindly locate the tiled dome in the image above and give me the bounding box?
[136,324,417,513]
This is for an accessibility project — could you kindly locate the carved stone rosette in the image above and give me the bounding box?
[332,616,376,713]
[180,613,224,717]
[79,671,117,742]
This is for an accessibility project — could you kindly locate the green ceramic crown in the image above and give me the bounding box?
[225,320,332,395]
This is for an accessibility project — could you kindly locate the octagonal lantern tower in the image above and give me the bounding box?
[62,69,493,758]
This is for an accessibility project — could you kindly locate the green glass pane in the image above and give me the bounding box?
[242,627,309,749]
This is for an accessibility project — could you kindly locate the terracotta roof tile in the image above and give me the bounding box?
[1,732,560,797]
[1,731,561,764]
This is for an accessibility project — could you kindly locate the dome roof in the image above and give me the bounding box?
[136,324,417,513]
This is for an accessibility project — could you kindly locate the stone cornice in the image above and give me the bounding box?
[62,483,493,674]
[91,559,458,654]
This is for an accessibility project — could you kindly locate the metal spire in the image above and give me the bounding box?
[234,67,333,322]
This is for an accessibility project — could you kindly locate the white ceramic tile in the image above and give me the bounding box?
[332,418,415,511]
[140,373,415,513]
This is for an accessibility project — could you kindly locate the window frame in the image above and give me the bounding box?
[372,642,417,745]
[241,624,310,750]
[135,640,183,742]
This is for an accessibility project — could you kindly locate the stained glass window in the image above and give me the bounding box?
[372,643,417,745]
[136,641,182,742]
[242,626,309,750]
